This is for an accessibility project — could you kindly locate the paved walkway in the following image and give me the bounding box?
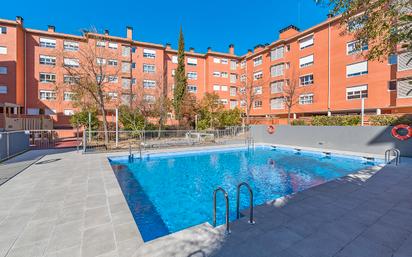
[0,148,411,257]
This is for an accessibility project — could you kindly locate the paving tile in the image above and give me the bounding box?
[335,235,394,257]
[46,220,83,253]
[84,206,111,228]
[86,194,107,209]
[114,222,141,243]
[6,239,48,257]
[13,220,55,248]
[289,231,345,257]
[82,224,116,257]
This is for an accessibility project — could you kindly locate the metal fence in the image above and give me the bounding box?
[29,129,82,150]
[83,126,250,152]
[0,131,30,161]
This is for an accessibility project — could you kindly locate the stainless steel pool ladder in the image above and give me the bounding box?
[128,144,134,162]
[236,182,255,224]
[246,137,255,150]
[385,148,400,165]
[213,187,230,235]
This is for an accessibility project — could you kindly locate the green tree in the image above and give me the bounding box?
[218,108,242,128]
[173,27,188,123]
[70,109,99,130]
[118,105,145,132]
[198,93,223,129]
[317,0,412,61]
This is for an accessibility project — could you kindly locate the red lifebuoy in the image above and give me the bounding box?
[391,124,412,141]
[267,125,275,134]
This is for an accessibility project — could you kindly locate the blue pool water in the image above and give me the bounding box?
[109,146,381,242]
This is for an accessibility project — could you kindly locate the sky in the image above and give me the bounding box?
[1,0,330,55]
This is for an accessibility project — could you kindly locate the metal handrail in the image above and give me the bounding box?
[385,148,400,165]
[236,182,255,224]
[128,144,134,162]
[246,137,255,150]
[213,187,230,235]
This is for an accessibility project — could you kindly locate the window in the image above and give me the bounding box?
[230,87,237,96]
[63,92,74,101]
[39,73,56,83]
[143,49,156,59]
[213,58,221,64]
[346,61,368,77]
[132,78,136,85]
[253,100,262,109]
[299,35,314,49]
[253,56,263,66]
[96,58,106,65]
[131,62,136,69]
[271,81,284,93]
[254,71,263,80]
[221,85,228,91]
[230,100,237,109]
[122,46,131,56]
[39,90,56,100]
[96,75,104,83]
[122,78,131,88]
[388,54,397,65]
[241,60,246,68]
[348,15,366,32]
[39,38,56,48]
[187,85,197,93]
[221,72,228,78]
[346,85,368,100]
[187,72,197,80]
[64,41,79,51]
[230,74,237,83]
[187,58,197,66]
[219,99,228,105]
[64,109,74,116]
[143,80,156,88]
[132,47,137,53]
[108,59,118,66]
[96,41,106,47]
[143,94,156,103]
[0,46,7,55]
[299,94,314,104]
[240,74,246,82]
[108,76,118,83]
[27,108,40,115]
[221,59,228,65]
[398,52,412,71]
[64,75,79,84]
[0,27,6,34]
[271,64,284,77]
[388,81,397,91]
[397,79,412,98]
[213,71,221,77]
[143,64,155,73]
[108,92,118,99]
[0,85,7,94]
[230,60,237,70]
[122,62,131,72]
[108,42,118,49]
[171,69,176,76]
[64,58,79,67]
[240,100,246,107]
[346,41,368,55]
[254,86,262,95]
[172,56,178,64]
[300,74,314,86]
[213,85,220,91]
[271,97,284,109]
[39,55,56,65]
[0,67,7,74]
[271,46,284,60]
[299,55,314,68]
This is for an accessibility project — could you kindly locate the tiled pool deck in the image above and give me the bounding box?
[0,145,411,257]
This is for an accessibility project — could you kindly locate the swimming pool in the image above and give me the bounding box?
[109,146,382,242]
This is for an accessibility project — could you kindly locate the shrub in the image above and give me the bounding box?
[70,109,99,130]
[369,115,412,126]
[311,115,361,126]
[291,119,306,126]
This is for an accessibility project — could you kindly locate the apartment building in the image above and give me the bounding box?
[0,15,411,128]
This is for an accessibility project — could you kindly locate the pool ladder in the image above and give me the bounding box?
[385,148,400,166]
[213,182,255,235]
[245,137,255,150]
[128,143,143,162]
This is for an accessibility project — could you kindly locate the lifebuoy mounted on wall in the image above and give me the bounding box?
[267,125,275,134]
[391,124,412,141]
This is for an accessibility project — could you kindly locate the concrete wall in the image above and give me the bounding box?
[0,131,29,161]
[251,125,412,157]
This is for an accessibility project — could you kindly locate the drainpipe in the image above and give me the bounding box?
[24,29,27,114]
[327,22,331,116]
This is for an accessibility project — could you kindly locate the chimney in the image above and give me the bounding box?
[229,44,235,55]
[165,43,171,49]
[126,26,133,40]
[189,47,195,53]
[16,16,23,25]
[207,47,212,53]
[48,25,55,33]
[254,44,264,53]
[247,49,252,55]
[104,29,109,36]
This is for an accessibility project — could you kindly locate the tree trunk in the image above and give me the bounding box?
[287,108,291,125]
[100,106,109,145]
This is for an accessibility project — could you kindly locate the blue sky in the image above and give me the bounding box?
[1,0,330,55]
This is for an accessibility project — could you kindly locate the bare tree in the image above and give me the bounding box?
[56,29,121,144]
[282,68,308,124]
[238,68,271,125]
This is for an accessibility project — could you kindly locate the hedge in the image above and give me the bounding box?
[311,115,361,126]
[368,115,412,126]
